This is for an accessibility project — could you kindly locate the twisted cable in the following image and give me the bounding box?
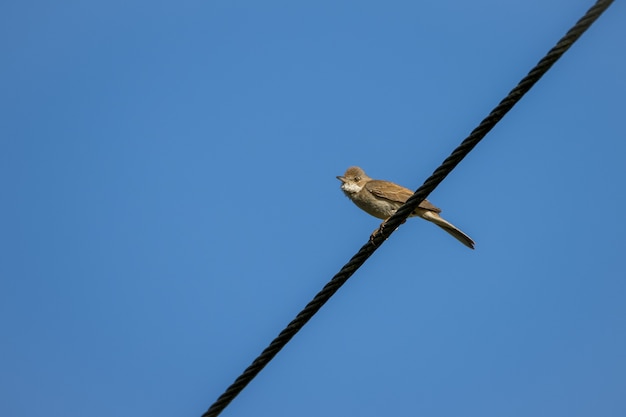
[202,1,613,415]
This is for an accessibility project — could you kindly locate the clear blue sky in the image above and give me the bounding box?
[2,1,625,416]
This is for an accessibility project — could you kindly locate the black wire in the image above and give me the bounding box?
[201,1,613,415]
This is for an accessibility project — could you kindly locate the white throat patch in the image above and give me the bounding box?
[341,182,363,194]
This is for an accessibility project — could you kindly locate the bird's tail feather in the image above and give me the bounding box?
[421,211,475,249]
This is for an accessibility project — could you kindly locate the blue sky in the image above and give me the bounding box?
[2,1,625,416]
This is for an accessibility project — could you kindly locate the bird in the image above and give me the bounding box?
[337,166,475,249]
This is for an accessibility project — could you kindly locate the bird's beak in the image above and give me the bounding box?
[336,175,346,183]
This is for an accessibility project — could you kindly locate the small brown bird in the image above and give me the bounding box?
[337,166,475,249]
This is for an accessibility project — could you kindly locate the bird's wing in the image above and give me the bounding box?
[365,180,441,213]
[417,198,442,213]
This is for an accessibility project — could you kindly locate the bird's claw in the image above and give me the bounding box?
[369,221,387,245]
[370,218,405,244]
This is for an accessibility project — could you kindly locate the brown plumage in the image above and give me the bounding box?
[337,166,475,249]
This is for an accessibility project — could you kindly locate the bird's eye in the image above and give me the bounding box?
[355,176,360,181]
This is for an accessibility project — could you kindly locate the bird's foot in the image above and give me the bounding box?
[370,218,406,244]
[369,226,383,244]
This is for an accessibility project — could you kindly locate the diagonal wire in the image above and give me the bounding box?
[201,1,613,416]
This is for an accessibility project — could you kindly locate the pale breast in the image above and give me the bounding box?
[352,190,401,219]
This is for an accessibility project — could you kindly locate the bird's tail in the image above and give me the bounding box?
[421,211,475,249]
